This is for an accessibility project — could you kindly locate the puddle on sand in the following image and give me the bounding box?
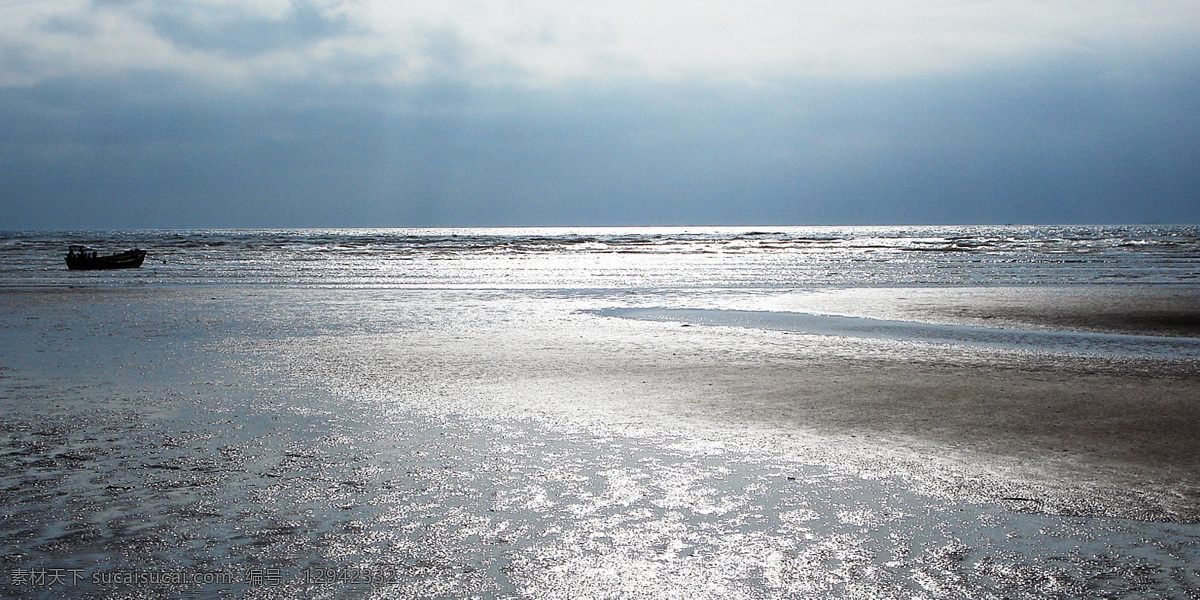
[588,307,1200,359]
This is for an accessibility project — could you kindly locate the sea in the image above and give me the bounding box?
[1,225,1199,599]
[1,224,1198,289]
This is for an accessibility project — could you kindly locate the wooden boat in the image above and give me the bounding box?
[65,246,147,270]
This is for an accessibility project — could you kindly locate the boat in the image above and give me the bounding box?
[65,246,147,270]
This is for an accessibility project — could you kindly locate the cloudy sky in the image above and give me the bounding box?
[2,0,1198,228]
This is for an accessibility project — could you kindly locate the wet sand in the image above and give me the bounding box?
[573,288,1200,519]
[282,285,1200,521]
[4,285,1200,520]
[722,285,1200,335]
[2,285,1200,597]
[751,287,1200,514]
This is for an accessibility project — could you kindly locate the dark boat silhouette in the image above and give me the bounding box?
[65,246,147,270]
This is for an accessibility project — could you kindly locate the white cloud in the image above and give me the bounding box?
[1,0,1197,91]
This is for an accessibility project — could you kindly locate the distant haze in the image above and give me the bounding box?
[2,1,1198,229]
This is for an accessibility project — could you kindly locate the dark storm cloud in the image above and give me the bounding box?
[2,46,1197,229]
[1,0,1198,230]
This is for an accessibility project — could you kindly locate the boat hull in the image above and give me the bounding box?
[65,249,147,270]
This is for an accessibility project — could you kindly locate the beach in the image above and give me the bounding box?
[310,285,1200,520]
[2,281,1199,598]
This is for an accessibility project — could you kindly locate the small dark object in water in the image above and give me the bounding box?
[65,245,147,270]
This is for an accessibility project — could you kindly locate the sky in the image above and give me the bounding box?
[1,0,1199,229]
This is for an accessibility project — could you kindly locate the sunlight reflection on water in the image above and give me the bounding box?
[590,307,1200,358]
[2,230,1200,598]
[3,225,1199,288]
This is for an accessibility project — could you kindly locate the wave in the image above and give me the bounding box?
[2,225,1198,288]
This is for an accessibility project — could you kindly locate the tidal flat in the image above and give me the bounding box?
[1,285,1199,599]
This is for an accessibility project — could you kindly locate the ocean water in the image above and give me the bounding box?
[2,226,1200,599]
[1,224,1198,289]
